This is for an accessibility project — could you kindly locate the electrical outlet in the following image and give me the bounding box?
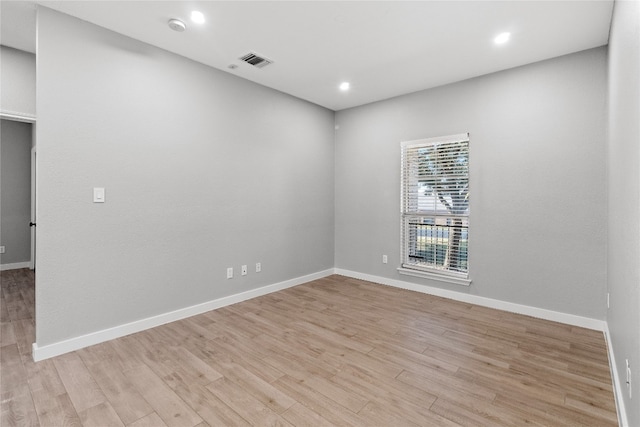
[256,262,261,273]
[241,265,247,276]
[0,246,5,254]
[226,267,233,279]
[607,292,610,309]
[382,254,388,264]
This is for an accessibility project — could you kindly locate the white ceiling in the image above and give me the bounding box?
[1,1,613,111]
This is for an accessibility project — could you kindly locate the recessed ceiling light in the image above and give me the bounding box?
[339,82,350,91]
[191,11,205,24]
[494,32,511,45]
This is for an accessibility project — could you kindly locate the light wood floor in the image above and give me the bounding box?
[2,269,618,426]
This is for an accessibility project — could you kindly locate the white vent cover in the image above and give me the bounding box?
[239,52,273,69]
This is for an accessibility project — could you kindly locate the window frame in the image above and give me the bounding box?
[399,133,471,286]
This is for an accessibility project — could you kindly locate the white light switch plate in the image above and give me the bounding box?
[93,187,105,203]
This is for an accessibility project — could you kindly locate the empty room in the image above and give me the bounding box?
[1,1,638,426]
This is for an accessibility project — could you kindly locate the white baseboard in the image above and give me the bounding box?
[334,268,606,331]
[32,268,334,361]
[0,261,31,271]
[604,324,629,427]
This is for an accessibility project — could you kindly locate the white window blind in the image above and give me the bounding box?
[401,133,469,278]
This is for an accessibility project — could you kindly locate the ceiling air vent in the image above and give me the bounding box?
[239,52,273,69]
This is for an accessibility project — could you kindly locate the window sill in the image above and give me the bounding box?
[397,267,472,287]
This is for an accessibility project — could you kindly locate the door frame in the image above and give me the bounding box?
[30,145,37,270]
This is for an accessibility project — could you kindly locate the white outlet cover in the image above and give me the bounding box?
[241,265,247,276]
[226,267,233,279]
[256,262,261,272]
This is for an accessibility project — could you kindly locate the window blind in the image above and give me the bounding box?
[401,133,469,277]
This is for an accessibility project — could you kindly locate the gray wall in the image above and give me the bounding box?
[607,0,640,425]
[36,7,335,346]
[1,119,32,265]
[335,47,607,320]
[0,45,36,117]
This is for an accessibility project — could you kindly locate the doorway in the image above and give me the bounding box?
[0,116,36,271]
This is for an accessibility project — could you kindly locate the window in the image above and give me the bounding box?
[400,133,470,283]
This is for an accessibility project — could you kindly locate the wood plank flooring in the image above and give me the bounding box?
[1,268,618,426]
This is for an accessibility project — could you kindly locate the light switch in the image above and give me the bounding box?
[93,187,105,203]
